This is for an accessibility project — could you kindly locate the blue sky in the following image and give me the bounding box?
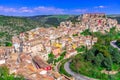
[0,0,120,16]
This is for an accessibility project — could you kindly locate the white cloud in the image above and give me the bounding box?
[19,7,33,13]
[94,5,106,9]
[34,6,65,14]
[0,6,16,12]
[72,9,87,13]
[0,5,88,15]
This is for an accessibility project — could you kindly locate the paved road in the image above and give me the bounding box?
[110,40,120,51]
[62,41,119,80]
[54,60,62,72]
[64,60,94,80]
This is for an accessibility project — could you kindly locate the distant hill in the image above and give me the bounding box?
[107,14,120,24]
[107,14,120,17]
[0,15,72,46]
[27,15,73,27]
[0,14,120,46]
[0,15,43,46]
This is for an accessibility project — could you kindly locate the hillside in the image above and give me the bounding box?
[107,14,120,24]
[27,15,73,27]
[0,15,42,46]
[108,16,120,24]
[0,15,72,46]
[0,14,120,46]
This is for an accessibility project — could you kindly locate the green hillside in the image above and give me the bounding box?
[0,15,72,46]
[27,15,73,27]
[0,15,42,46]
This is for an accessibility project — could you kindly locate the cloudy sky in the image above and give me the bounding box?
[0,0,120,16]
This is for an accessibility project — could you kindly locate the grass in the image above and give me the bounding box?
[59,59,71,77]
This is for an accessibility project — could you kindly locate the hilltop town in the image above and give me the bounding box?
[0,13,120,80]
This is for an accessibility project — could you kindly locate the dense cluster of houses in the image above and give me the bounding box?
[0,13,119,80]
[2,53,69,80]
[12,25,98,60]
[81,13,118,33]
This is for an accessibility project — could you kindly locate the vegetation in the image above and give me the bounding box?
[72,33,78,37]
[47,15,70,19]
[5,42,12,46]
[115,39,120,48]
[70,27,120,80]
[75,45,86,53]
[80,29,92,36]
[47,51,66,64]
[45,17,59,27]
[0,66,25,80]
[69,15,81,24]
[47,52,55,64]
[0,15,72,46]
[47,51,71,77]
[55,51,66,62]
[59,59,71,77]
[28,15,72,27]
[0,15,42,46]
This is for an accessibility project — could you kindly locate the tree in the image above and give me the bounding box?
[102,58,113,71]
[110,48,120,64]
[76,46,85,53]
[0,66,24,80]
[80,29,92,36]
[94,53,104,66]
[47,53,55,64]
[60,51,66,57]
[85,50,94,62]
[5,42,12,46]
[115,39,120,47]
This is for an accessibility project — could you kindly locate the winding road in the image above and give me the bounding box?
[110,40,120,51]
[64,60,95,80]
[60,41,119,80]
[62,40,118,80]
